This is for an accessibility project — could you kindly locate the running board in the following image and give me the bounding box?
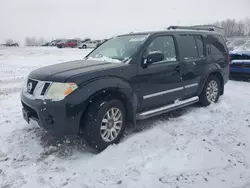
[136,96,199,120]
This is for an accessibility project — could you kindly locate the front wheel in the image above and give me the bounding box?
[199,75,221,106]
[81,99,126,151]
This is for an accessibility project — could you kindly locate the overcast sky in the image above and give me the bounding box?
[0,0,249,44]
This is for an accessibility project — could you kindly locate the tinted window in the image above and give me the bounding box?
[179,35,198,59]
[146,36,176,62]
[206,35,227,55]
[194,35,204,57]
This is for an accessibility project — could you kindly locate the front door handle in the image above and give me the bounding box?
[175,65,181,72]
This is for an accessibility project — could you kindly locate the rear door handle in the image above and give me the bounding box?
[175,65,181,72]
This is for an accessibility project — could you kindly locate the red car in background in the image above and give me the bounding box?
[57,39,79,48]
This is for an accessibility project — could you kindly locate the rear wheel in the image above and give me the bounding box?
[81,99,126,151]
[199,75,221,106]
[82,45,87,49]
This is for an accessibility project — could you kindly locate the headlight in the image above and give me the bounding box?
[45,82,78,101]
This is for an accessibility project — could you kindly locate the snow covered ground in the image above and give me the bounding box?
[1,47,250,188]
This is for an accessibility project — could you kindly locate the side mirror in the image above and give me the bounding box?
[142,51,164,68]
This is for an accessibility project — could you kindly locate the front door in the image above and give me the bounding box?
[137,35,185,111]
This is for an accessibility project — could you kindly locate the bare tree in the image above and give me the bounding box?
[5,39,14,45]
[236,21,245,36]
[38,37,46,45]
[25,37,46,46]
[213,18,250,37]
[243,18,250,36]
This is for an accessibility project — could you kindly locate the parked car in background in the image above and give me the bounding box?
[56,40,68,48]
[96,39,109,47]
[1,43,19,47]
[42,42,50,46]
[57,39,79,48]
[78,40,101,49]
[49,39,62,46]
[229,50,250,78]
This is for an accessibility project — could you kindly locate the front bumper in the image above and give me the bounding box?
[21,92,80,137]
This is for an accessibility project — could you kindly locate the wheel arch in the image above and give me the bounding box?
[81,87,136,125]
[67,77,138,131]
[208,72,224,95]
[198,71,224,96]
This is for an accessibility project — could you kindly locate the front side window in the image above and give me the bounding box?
[145,36,177,62]
[87,34,149,63]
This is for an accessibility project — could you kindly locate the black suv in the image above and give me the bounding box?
[21,26,229,151]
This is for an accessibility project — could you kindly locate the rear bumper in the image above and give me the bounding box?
[21,92,80,137]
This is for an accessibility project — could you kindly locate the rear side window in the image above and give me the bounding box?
[179,35,201,59]
[206,35,227,55]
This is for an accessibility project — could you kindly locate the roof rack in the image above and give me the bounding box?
[167,26,215,31]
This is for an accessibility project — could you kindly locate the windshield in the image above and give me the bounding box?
[86,34,149,63]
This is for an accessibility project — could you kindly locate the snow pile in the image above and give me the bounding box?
[0,47,250,188]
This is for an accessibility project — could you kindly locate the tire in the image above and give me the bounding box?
[82,45,87,49]
[199,75,222,107]
[81,99,126,151]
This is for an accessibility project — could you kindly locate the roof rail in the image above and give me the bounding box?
[167,26,215,32]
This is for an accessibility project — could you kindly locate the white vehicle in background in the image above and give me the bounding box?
[78,40,101,49]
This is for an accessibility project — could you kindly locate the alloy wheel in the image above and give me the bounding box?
[100,108,123,142]
[206,80,219,103]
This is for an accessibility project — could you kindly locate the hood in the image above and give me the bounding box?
[28,59,126,82]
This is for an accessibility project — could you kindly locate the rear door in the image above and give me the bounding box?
[177,34,206,97]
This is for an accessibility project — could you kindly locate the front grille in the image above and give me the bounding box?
[24,78,52,98]
[41,83,51,95]
[27,79,38,95]
[22,102,39,119]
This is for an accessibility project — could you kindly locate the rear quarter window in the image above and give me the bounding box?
[206,35,228,55]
